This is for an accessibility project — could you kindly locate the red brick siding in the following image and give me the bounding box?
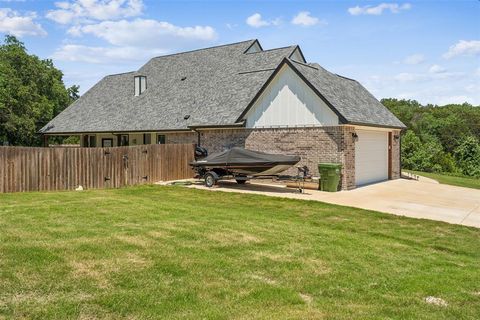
[391,129,401,179]
[161,126,400,190]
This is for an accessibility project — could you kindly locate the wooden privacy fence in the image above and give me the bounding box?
[0,144,195,193]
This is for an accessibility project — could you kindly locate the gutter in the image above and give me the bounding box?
[187,121,246,130]
[40,128,194,135]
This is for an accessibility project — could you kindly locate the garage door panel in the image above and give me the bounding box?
[355,130,389,186]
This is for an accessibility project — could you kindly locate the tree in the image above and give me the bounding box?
[454,136,480,177]
[0,35,78,146]
[384,98,480,177]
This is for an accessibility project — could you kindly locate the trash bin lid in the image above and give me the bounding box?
[318,163,342,169]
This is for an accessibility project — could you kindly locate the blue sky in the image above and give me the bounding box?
[1,0,479,105]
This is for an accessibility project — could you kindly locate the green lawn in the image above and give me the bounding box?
[405,170,480,190]
[0,186,479,319]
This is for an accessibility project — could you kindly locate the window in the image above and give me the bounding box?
[102,138,113,147]
[134,75,147,96]
[157,134,166,144]
[143,133,151,144]
[118,135,129,146]
[88,135,96,147]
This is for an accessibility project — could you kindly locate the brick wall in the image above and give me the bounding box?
[165,132,197,144]
[162,126,401,191]
[391,129,401,179]
[196,126,355,190]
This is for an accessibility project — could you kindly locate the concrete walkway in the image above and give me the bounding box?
[188,178,480,228]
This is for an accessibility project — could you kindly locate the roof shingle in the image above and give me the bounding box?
[41,39,405,134]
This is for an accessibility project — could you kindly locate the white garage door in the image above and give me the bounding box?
[355,130,389,186]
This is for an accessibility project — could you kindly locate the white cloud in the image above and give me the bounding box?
[465,84,480,93]
[348,3,411,16]
[443,40,480,59]
[394,71,463,83]
[362,64,478,105]
[67,19,217,47]
[54,18,217,64]
[437,95,472,105]
[52,44,166,63]
[291,11,324,26]
[0,8,46,37]
[46,0,144,24]
[246,13,280,28]
[403,53,425,65]
[428,64,446,74]
[394,72,422,82]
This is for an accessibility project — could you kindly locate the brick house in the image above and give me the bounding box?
[40,39,405,190]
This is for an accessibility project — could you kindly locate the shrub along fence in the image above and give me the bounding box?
[0,144,195,193]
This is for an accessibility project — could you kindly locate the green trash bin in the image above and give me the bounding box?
[318,163,342,192]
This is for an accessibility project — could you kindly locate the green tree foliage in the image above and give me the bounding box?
[382,98,480,177]
[0,35,78,146]
[454,136,480,177]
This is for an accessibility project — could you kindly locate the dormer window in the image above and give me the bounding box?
[134,75,147,96]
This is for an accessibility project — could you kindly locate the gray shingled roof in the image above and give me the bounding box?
[41,39,404,134]
[288,60,405,128]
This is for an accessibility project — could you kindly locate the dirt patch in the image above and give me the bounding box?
[0,291,93,307]
[146,230,171,239]
[250,274,277,285]
[123,252,151,268]
[305,258,330,275]
[70,252,151,288]
[299,293,313,304]
[207,230,263,245]
[253,252,293,262]
[425,296,448,307]
[114,235,151,248]
[70,260,114,288]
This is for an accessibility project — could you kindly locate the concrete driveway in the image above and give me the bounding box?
[188,177,480,228]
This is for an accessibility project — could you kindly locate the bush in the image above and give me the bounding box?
[401,131,460,173]
[384,99,479,177]
[454,136,480,177]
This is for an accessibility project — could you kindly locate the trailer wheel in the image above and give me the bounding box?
[204,172,218,187]
[236,179,246,184]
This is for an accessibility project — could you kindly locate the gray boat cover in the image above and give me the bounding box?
[192,147,300,166]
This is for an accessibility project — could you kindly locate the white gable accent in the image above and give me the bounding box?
[245,41,262,53]
[289,47,305,63]
[245,65,339,128]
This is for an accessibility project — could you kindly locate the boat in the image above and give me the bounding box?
[191,147,300,187]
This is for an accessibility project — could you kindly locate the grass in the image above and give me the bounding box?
[0,185,479,319]
[405,170,480,190]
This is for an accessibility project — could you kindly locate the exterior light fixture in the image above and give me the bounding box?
[394,134,400,141]
[352,132,359,142]
[184,115,190,120]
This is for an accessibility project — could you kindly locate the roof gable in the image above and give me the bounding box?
[41,40,298,134]
[288,60,405,128]
[41,39,405,134]
[244,63,339,127]
[238,58,405,128]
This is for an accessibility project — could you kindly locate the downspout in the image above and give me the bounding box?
[192,128,201,146]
